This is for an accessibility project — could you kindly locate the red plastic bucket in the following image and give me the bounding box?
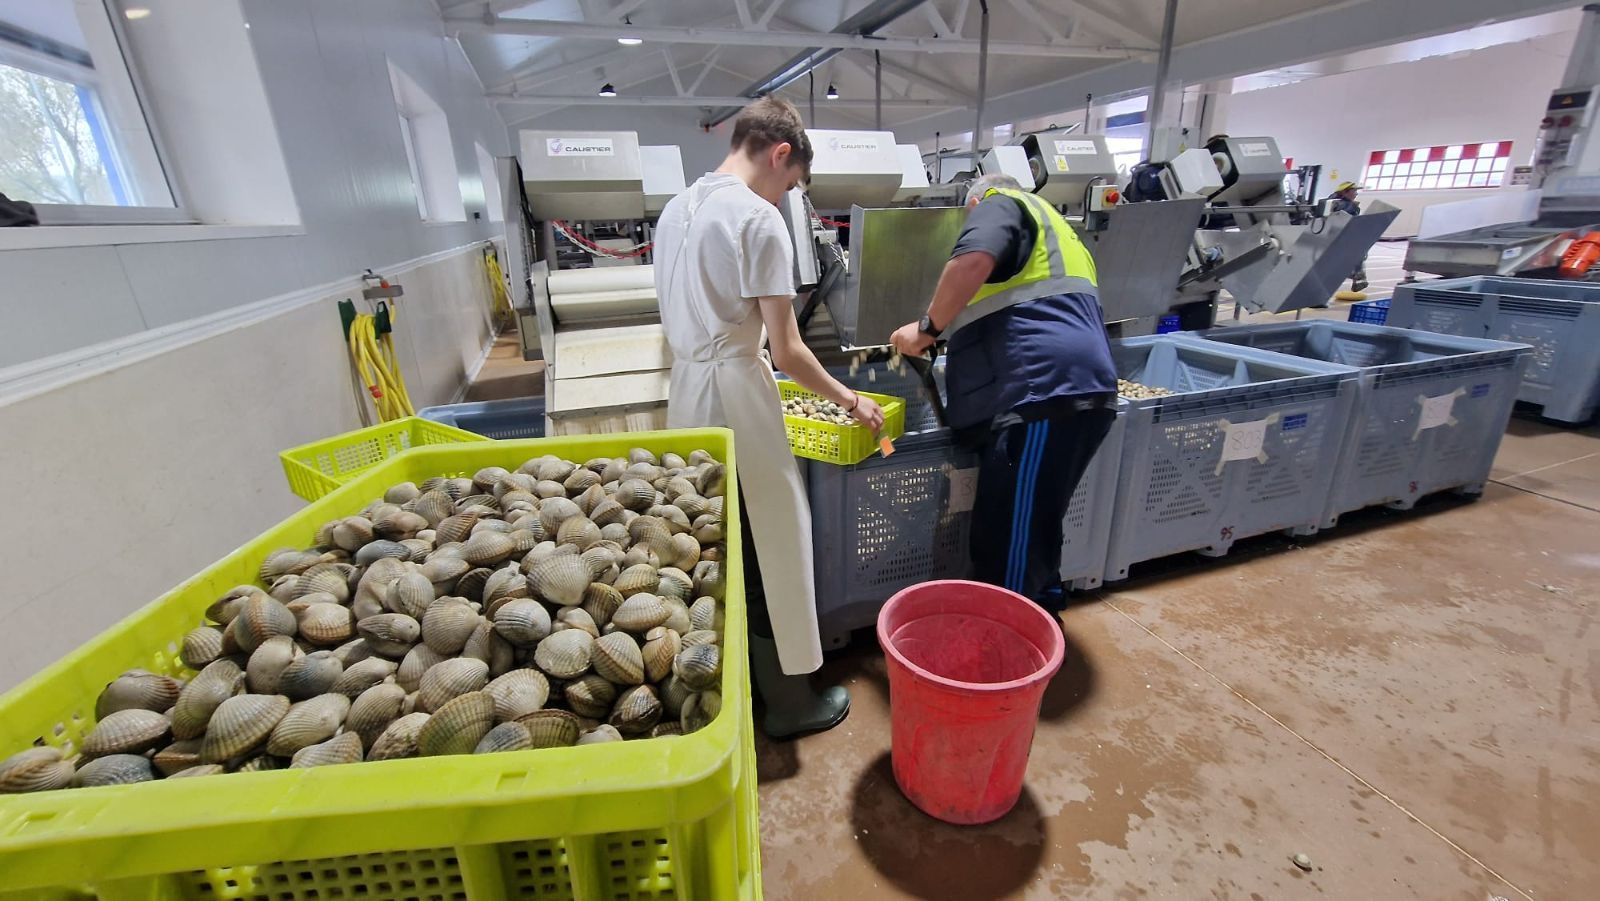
[876,579,1065,824]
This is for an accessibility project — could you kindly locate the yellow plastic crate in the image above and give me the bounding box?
[777,381,905,465]
[279,416,485,502]
[0,430,759,900]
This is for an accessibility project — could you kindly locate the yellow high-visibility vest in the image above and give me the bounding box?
[947,187,1098,338]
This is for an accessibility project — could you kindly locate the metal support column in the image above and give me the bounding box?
[1144,0,1179,159]
[874,50,882,130]
[971,0,989,171]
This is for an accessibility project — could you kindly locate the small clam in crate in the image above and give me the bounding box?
[777,380,905,465]
[805,364,1125,649]
[1390,276,1600,423]
[1195,320,1529,528]
[279,416,483,502]
[1103,336,1360,582]
[0,430,761,900]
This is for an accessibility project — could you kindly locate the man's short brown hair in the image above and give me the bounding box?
[730,96,813,177]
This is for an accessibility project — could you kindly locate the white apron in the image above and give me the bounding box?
[659,182,825,675]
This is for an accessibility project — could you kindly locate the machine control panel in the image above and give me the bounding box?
[1536,88,1595,182]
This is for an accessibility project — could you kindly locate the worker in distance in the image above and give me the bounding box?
[891,173,1117,612]
[654,97,884,738]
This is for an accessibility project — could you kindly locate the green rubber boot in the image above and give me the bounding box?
[748,634,850,739]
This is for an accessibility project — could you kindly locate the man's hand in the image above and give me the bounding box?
[849,393,885,431]
[890,321,936,357]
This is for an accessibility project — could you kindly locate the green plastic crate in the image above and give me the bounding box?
[279,416,485,502]
[0,429,759,900]
[777,382,905,465]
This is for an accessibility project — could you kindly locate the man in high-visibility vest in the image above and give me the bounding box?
[890,173,1118,610]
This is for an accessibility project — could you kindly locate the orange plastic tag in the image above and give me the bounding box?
[879,436,896,457]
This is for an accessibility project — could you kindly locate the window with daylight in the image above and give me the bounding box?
[1362,142,1513,191]
[388,59,465,222]
[0,0,180,222]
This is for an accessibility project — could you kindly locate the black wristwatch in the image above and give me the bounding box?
[918,314,942,338]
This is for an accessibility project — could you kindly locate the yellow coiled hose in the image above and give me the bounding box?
[484,247,513,327]
[349,309,414,422]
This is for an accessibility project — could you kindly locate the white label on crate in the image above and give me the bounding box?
[1215,413,1279,475]
[947,466,979,514]
[547,137,614,156]
[1055,140,1098,155]
[1414,388,1465,438]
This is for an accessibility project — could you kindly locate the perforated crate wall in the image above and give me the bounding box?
[1057,406,1125,591]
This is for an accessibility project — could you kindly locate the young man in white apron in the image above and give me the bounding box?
[653,97,885,738]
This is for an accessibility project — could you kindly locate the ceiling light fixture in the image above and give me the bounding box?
[825,84,839,100]
[617,16,642,45]
[598,82,617,97]
[123,6,151,19]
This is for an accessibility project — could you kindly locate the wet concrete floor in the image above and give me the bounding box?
[756,413,1600,900]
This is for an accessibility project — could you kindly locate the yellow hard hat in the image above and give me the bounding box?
[1335,181,1361,193]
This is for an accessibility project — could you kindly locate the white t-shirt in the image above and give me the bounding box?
[653,173,795,362]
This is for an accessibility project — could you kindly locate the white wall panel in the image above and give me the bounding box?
[0,248,148,363]
[0,245,491,691]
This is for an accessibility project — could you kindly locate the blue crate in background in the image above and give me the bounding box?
[417,396,546,439]
[1347,298,1390,325]
[1157,314,1182,333]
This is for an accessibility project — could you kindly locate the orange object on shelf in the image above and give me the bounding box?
[1559,231,1600,278]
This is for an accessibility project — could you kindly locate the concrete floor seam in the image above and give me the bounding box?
[1495,451,1599,481]
[1099,598,1538,901]
[1487,476,1600,514]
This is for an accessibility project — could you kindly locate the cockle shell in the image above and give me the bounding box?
[461,620,514,676]
[609,685,662,735]
[385,481,421,504]
[482,566,530,609]
[330,517,376,552]
[455,567,493,602]
[612,593,669,634]
[0,747,77,794]
[554,606,599,639]
[682,690,722,734]
[232,596,297,653]
[577,724,624,745]
[681,629,721,648]
[627,447,658,466]
[474,721,532,754]
[81,709,170,758]
[563,467,601,495]
[290,732,364,768]
[278,651,345,700]
[582,582,624,628]
[651,505,692,534]
[95,670,182,719]
[417,691,494,756]
[172,659,243,739]
[411,489,456,527]
[484,669,549,721]
[674,493,711,519]
[661,452,687,471]
[614,479,657,513]
[200,694,289,763]
[355,540,410,567]
[434,513,481,546]
[655,568,693,604]
[330,656,397,698]
[246,635,302,694]
[347,682,407,748]
[536,457,577,482]
[235,755,279,773]
[642,627,681,683]
[591,632,645,685]
[575,483,608,517]
[180,626,226,670]
[661,598,693,635]
[461,530,516,566]
[666,533,701,570]
[614,564,660,597]
[332,637,375,668]
[662,476,697,502]
[357,613,421,658]
[169,764,226,778]
[651,722,683,738]
[472,466,511,491]
[73,753,154,787]
[693,561,725,601]
[564,674,617,718]
[374,510,428,540]
[367,712,430,761]
[267,693,351,756]
[260,549,323,582]
[420,556,471,594]
[590,498,628,527]
[153,738,202,775]
[533,629,593,680]
[688,597,722,633]
[695,463,726,497]
[538,496,583,536]
[492,599,551,646]
[556,516,601,551]
[295,563,353,602]
[527,554,590,607]
[296,603,355,646]
[533,479,567,499]
[421,598,481,655]
[673,644,722,691]
[416,658,489,713]
[397,644,447,693]
[516,709,580,748]
[386,570,436,619]
[207,586,264,625]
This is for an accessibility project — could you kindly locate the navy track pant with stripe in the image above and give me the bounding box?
[969,409,1116,605]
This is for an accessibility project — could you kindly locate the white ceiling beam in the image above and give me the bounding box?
[491,45,638,93]
[1056,0,1155,47]
[489,92,956,109]
[732,0,754,29]
[445,14,1153,57]
[1006,0,1066,43]
[608,0,651,19]
[872,54,974,102]
[686,46,723,94]
[662,48,686,94]
[923,3,952,36]
[951,0,971,38]
[756,0,785,29]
